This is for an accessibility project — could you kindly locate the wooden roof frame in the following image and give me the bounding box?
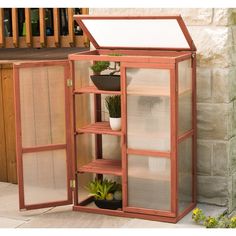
[74,15,196,51]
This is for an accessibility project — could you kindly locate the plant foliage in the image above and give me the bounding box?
[192,208,236,228]
[90,54,124,76]
[90,61,110,75]
[105,95,121,118]
[87,178,121,200]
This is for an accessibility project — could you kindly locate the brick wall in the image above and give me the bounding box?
[90,8,236,212]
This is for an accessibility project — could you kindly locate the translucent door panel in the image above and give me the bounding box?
[128,155,171,211]
[23,150,67,205]
[126,68,170,151]
[14,61,72,209]
[178,137,193,213]
[178,59,192,135]
[19,66,66,147]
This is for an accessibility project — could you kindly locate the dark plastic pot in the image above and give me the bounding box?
[94,199,122,210]
[90,75,120,91]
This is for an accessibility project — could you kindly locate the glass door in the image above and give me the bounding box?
[14,61,73,210]
[122,63,175,217]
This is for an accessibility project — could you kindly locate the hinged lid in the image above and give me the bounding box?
[74,15,196,51]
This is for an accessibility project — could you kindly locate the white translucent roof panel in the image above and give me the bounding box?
[74,16,195,51]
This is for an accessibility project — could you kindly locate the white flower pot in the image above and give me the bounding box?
[109,117,121,131]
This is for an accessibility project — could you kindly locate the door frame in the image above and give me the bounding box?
[120,62,177,217]
[13,60,73,210]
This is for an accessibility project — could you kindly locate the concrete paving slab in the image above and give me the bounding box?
[0,183,53,221]
[0,217,25,228]
[18,207,131,228]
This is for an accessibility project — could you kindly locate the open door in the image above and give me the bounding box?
[13,60,73,210]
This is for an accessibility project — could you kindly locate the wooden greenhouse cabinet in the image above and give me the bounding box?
[13,16,196,223]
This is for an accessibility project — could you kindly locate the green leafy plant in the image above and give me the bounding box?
[87,178,122,200]
[90,61,110,75]
[105,95,121,118]
[90,53,123,76]
[192,208,236,228]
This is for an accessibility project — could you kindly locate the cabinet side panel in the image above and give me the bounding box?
[178,137,193,214]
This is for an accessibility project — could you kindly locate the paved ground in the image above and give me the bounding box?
[0,182,227,228]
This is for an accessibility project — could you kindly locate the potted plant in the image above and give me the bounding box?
[87,178,122,210]
[90,54,122,91]
[105,95,121,131]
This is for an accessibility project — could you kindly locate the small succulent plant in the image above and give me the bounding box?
[87,178,122,201]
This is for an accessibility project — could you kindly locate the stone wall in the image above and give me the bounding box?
[90,8,236,212]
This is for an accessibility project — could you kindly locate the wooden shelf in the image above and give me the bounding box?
[78,159,122,176]
[76,122,123,136]
[74,86,121,95]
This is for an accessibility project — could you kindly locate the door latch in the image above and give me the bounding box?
[67,79,73,87]
[70,179,76,189]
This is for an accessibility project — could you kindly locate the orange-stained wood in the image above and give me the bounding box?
[2,66,17,183]
[24,8,32,47]
[78,159,122,176]
[69,53,178,65]
[0,9,4,47]
[22,144,67,153]
[120,65,128,209]
[13,64,24,209]
[192,54,197,205]
[70,60,79,206]
[13,60,73,210]
[12,8,18,48]
[73,205,178,223]
[39,8,46,47]
[0,65,7,182]
[127,149,170,158]
[178,129,194,143]
[74,86,121,95]
[124,206,175,218]
[53,8,60,47]
[177,202,196,221]
[64,61,73,203]
[68,8,74,47]
[24,200,72,210]
[170,67,178,215]
[76,122,123,136]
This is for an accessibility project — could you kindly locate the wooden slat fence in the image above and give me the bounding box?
[0,8,88,48]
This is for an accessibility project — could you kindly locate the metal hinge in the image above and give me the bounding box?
[70,179,76,189]
[67,79,73,87]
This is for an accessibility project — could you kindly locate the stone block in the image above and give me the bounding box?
[232,26,236,44]
[228,176,234,212]
[89,8,213,25]
[213,9,233,26]
[233,100,236,137]
[197,176,228,206]
[212,68,236,103]
[229,136,236,174]
[196,68,212,103]
[212,142,229,176]
[231,45,236,66]
[233,173,236,209]
[188,26,233,68]
[197,103,233,140]
[197,140,212,176]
